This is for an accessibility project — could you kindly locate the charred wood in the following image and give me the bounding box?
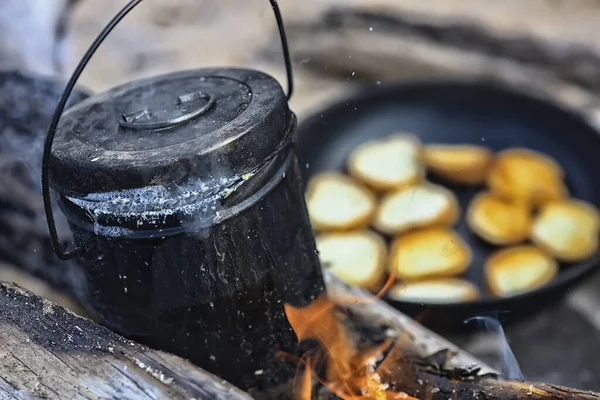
[316,350,600,400]
[1,271,597,400]
[0,281,252,400]
[321,272,600,400]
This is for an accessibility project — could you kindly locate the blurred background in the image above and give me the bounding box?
[1,0,600,391]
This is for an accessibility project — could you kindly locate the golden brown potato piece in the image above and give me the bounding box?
[373,182,460,236]
[316,230,387,292]
[306,172,377,232]
[466,192,532,246]
[347,133,425,191]
[485,246,558,297]
[388,228,472,281]
[486,148,568,205]
[423,144,494,184]
[387,279,479,304]
[531,199,600,262]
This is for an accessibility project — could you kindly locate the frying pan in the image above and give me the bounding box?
[295,78,600,331]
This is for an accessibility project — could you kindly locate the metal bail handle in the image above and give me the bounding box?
[42,0,296,261]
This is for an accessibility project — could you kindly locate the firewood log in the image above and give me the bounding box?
[279,1,600,121]
[1,268,597,400]
[281,1,600,91]
[324,271,600,400]
[0,281,252,400]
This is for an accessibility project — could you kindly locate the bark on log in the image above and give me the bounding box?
[0,281,252,400]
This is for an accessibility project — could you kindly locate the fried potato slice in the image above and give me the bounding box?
[374,182,460,236]
[531,199,600,262]
[316,230,387,292]
[466,191,532,245]
[387,278,480,304]
[423,144,494,184]
[486,148,568,205]
[485,245,558,297]
[388,228,472,281]
[306,172,377,232]
[347,133,424,191]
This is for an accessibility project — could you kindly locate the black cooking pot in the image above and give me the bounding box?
[41,0,325,391]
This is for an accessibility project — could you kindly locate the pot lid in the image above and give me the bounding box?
[49,68,292,196]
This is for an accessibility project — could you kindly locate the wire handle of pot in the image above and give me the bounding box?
[42,0,295,260]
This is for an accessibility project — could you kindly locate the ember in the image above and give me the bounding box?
[284,272,419,400]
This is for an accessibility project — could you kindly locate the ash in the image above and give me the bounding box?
[66,173,249,228]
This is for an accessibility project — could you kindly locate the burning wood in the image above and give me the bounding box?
[285,292,417,400]
[283,288,600,400]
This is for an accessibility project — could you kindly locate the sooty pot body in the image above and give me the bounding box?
[61,150,324,389]
[49,68,326,390]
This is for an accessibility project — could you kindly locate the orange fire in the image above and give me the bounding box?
[284,289,419,400]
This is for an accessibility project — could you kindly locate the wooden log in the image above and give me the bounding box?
[280,0,600,48]
[280,2,600,124]
[322,272,600,400]
[324,271,497,374]
[278,9,600,143]
[0,262,87,317]
[1,268,597,400]
[281,0,600,92]
[373,350,600,400]
[0,281,252,400]
[321,349,600,400]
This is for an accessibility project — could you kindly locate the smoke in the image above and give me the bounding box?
[0,127,44,191]
[0,69,89,298]
[0,71,86,190]
[67,173,243,235]
[464,315,525,381]
[0,0,75,76]
[0,0,82,188]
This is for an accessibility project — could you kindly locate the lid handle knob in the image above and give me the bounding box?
[119,91,215,131]
[42,0,295,260]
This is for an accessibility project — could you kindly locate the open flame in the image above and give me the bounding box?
[283,274,419,400]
